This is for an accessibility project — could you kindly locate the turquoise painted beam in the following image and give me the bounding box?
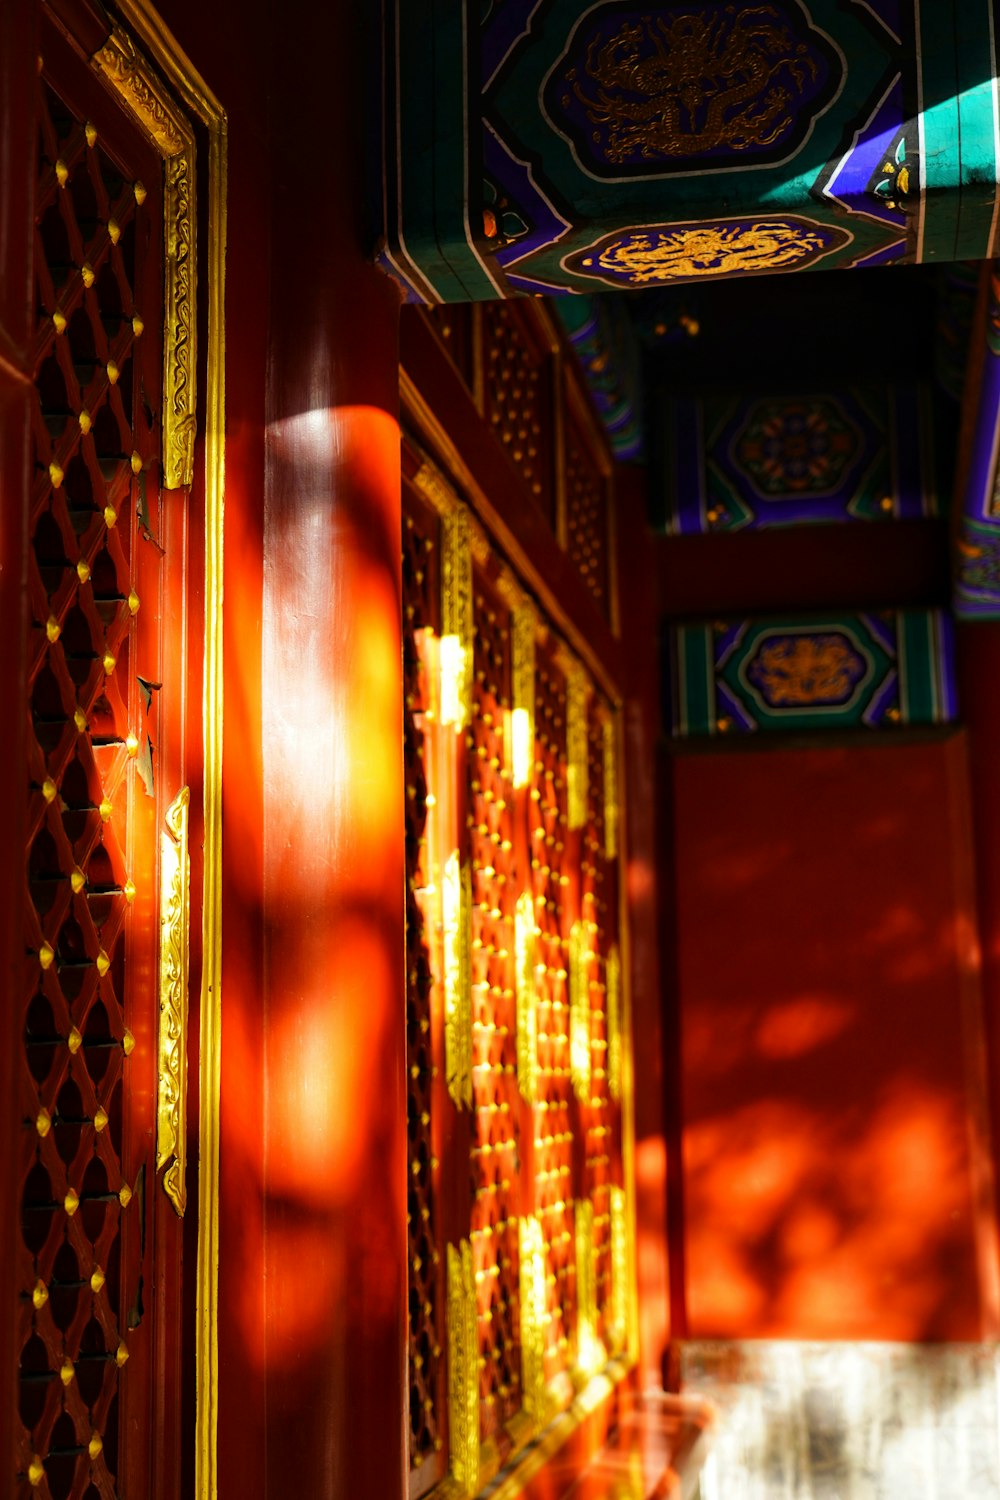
[381,0,1000,300]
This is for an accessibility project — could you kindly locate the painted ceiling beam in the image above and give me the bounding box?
[380,0,1000,300]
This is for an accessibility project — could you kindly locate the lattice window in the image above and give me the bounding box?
[481,304,555,524]
[403,498,445,1482]
[564,409,611,616]
[19,71,161,1500]
[467,572,522,1441]
[401,454,631,1492]
[531,649,576,1387]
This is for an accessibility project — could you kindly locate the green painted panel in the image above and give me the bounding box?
[668,612,958,738]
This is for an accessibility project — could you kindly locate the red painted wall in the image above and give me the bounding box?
[671,735,1000,1341]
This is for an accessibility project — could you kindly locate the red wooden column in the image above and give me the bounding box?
[154,0,407,1493]
[259,1,407,1497]
[0,0,36,1486]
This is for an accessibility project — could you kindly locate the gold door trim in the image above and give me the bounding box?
[92,7,226,1498]
[158,787,191,1215]
[447,1239,481,1496]
[92,25,197,490]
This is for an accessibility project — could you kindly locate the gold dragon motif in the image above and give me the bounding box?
[577,218,839,286]
[748,634,864,707]
[566,6,824,164]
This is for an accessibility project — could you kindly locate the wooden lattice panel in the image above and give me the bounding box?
[583,699,616,1342]
[481,304,555,524]
[564,407,610,617]
[467,571,522,1440]
[531,648,576,1386]
[403,497,444,1478]
[19,75,159,1500]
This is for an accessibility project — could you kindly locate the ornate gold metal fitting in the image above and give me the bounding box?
[569,921,592,1104]
[609,1185,628,1357]
[519,1215,547,1419]
[515,891,538,1106]
[511,604,536,791]
[443,851,473,1110]
[567,664,589,830]
[602,714,618,860]
[606,945,622,1104]
[574,1198,603,1376]
[157,786,191,1214]
[441,505,474,729]
[447,1239,480,1495]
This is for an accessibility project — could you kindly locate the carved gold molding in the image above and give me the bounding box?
[519,1215,547,1421]
[92,24,197,489]
[444,851,473,1109]
[566,663,589,830]
[609,1186,628,1357]
[569,920,591,1105]
[606,943,622,1105]
[447,1239,481,1496]
[157,786,191,1214]
[515,891,538,1106]
[602,713,618,860]
[511,602,536,791]
[574,1198,602,1377]
[441,504,474,730]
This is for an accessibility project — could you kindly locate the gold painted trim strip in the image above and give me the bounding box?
[91,25,197,490]
[566,663,588,830]
[157,786,190,1214]
[515,891,538,1106]
[518,1215,547,1421]
[162,146,197,488]
[441,504,474,730]
[447,1239,480,1496]
[609,1185,627,1357]
[602,713,618,860]
[196,115,226,1500]
[606,944,622,1106]
[444,852,473,1110]
[569,920,591,1105]
[511,602,535,791]
[574,1198,602,1377]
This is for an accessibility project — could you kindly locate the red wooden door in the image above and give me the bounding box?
[5,7,208,1497]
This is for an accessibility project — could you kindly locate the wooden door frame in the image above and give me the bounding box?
[2,3,226,1496]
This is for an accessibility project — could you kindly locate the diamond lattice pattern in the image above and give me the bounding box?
[18,77,156,1500]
